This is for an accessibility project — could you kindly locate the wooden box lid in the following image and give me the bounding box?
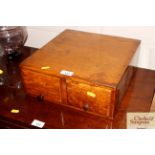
[20,29,140,87]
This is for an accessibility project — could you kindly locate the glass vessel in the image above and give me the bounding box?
[0,26,28,87]
[0,26,28,59]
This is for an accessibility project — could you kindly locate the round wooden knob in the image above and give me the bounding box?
[0,77,4,86]
[37,95,44,102]
[83,103,89,111]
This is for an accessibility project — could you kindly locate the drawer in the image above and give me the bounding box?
[21,69,61,103]
[66,79,113,117]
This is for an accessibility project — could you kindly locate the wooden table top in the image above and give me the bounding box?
[0,46,155,129]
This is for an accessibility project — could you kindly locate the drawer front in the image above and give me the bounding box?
[66,79,113,117]
[21,69,61,103]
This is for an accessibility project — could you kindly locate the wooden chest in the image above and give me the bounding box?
[20,30,140,119]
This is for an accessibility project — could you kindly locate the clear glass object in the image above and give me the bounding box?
[0,26,28,87]
[0,26,28,59]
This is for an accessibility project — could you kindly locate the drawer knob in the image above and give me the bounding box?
[83,103,89,111]
[37,95,44,102]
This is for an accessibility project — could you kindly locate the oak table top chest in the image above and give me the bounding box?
[20,30,140,119]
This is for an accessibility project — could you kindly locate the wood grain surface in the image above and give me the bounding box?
[0,47,155,129]
[20,29,140,86]
[20,30,140,118]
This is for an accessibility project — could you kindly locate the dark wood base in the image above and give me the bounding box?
[0,46,155,129]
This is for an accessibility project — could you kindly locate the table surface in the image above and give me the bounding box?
[0,46,155,129]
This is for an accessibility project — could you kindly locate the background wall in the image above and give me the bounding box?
[25,26,155,71]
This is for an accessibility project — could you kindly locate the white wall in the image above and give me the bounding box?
[25,26,155,71]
